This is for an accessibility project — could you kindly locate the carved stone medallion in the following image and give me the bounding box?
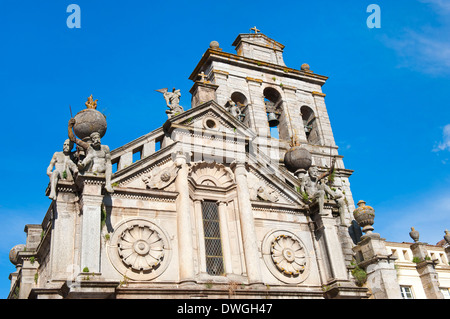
[262,230,310,284]
[107,218,171,281]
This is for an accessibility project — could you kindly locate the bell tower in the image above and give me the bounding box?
[189,28,357,217]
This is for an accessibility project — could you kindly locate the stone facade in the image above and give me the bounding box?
[9,30,436,300]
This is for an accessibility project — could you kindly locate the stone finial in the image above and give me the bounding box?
[409,227,420,243]
[301,63,310,71]
[209,41,220,49]
[353,200,376,238]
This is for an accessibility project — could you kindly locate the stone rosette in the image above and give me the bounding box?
[262,230,310,284]
[107,218,171,281]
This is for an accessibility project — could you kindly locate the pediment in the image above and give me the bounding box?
[163,100,256,141]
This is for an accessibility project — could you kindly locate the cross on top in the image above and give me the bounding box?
[198,71,207,82]
[250,26,260,34]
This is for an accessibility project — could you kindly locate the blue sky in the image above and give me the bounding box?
[0,0,449,298]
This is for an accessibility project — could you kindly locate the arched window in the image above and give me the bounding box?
[301,105,320,144]
[263,87,282,139]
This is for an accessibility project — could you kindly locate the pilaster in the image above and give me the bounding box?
[231,162,263,285]
[174,151,196,283]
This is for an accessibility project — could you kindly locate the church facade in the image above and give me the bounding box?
[8,30,450,299]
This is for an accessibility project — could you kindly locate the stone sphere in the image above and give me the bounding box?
[284,146,312,174]
[9,244,26,265]
[301,63,310,71]
[73,108,107,140]
[209,41,220,49]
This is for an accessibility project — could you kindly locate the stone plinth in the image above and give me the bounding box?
[76,173,105,274]
[189,81,219,108]
[353,236,401,299]
[410,242,444,299]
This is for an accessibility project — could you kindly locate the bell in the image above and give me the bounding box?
[267,112,279,127]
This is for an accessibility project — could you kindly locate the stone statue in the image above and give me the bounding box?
[226,100,244,121]
[156,87,184,118]
[47,139,79,200]
[68,118,114,193]
[300,162,343,215]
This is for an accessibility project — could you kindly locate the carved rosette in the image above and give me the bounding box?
[118,224,164,272]
[270,235,306,277]
[107,218,171,281]
[262,230,310,284]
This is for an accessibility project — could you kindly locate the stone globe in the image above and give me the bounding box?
[283,146,312,176]
[73,108,107,140]
[9,244,26,266]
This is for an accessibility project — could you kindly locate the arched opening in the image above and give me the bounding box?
[263,87,282,139]
[301,105,320,144]
[230,91,248,106]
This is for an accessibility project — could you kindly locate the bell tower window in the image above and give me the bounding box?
[263,87,282,139]
[301,105,320,144]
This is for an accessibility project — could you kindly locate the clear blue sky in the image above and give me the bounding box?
[0,0,449,298]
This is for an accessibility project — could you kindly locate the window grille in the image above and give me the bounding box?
[201,200,225,276]
[400,286,414,299]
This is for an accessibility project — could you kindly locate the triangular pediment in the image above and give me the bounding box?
[109,100,304,207]
[163,100,256,140]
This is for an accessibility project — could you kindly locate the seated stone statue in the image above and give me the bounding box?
[46,139,79,200]
[300,161,343,216]
[68,118,114,193]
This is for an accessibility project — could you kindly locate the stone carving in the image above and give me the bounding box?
[107,218,171,281]
[85,94,98,109]
[271,234,306,277]
[68,119,114,193]
[46,139,79,200]
[142,163,179,190]
[409,227,420,243]
[225,100,244,122]
[189,162,234,188]
[247,173,279,203]
[300,163,344,215]
[118,224,165,272]
[156,87,184,119]
[353,200,379,239]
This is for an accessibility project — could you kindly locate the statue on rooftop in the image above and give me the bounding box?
[300,159,344,216]
[68,119,114,193]
[156,87,184,119]
[46,139,79,200]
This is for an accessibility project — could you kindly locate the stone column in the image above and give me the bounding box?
[50,182,79,281]
[410,242,444,299]
[232,162,263,285]
[353,236,402,299]
[174,152,195,283]
[77,174,104,274]
[218,201,233,275]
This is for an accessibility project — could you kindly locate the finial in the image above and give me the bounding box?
[250,26,260,34]
[409,227,420,243]
[209,40,220,49]
[85,94,98,109]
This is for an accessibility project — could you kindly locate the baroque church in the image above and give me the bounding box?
[8,29,450,299]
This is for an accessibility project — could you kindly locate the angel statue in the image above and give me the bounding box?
[156,87,184,119]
